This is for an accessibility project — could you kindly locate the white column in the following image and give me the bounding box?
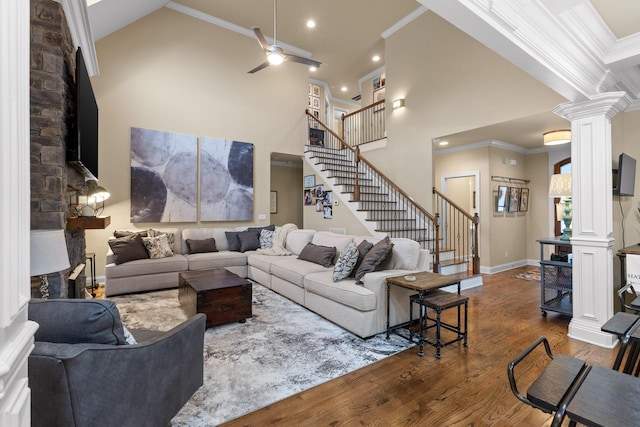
[0,1,37,426]
[553,92,631,347]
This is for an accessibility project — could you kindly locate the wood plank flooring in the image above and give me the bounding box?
[221,266,618,427]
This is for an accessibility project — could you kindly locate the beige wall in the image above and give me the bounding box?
[87,8,309,276]
[270,164,303,227]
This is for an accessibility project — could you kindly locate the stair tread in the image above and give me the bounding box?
[439,259,468,266]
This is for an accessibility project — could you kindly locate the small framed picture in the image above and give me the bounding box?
[304,175,315,188]
[508,187,520,212]
[313,109,320,119]
[312,97,320,109]
[303,189,313,206]
[270,191,277,214]
[519,188,529,212]
[309,84,313,96]
[497,185,508,212]
[312,84,320,97]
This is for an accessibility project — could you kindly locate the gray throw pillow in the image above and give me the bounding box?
[298,242,337,268]
[186,238,218,254]
[349,240,374,278]
[355,236,394,283]
[225,231,242,252]
[108,233,149,264]
[113,230,148,238]
[238,229,261,252]
[29,299,126,345]
[333,241,360,282]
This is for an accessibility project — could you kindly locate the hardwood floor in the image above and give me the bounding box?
[222,266,618,427]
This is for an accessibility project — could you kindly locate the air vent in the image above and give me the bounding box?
[351,94,361,101]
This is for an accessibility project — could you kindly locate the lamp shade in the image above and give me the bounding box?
[543,130,571,145]
[30,229,70,276]
[548,173,572,198]
[87,179,110,202]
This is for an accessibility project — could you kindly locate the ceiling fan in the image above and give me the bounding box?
[248,0,321,74]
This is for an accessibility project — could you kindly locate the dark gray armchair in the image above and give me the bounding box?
[28,298,206,427]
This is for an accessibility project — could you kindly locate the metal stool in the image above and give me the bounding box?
[410,289,468,358]
[86,252,96,296]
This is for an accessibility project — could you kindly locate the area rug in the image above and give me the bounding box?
[513,269,540,282]
[111,283,414,426]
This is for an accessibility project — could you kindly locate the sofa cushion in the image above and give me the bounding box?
[298,242,336,268]
[270,257,330,287]
[29,299,126,345]
[187,251,248,271]
[248,224,275,235]
[259,229,274,249]
[225,231,242,252]
[349,240,374,278]
[333,241,359,282]
[311,231,354,255]
[247,253,276,273]
[142,234,174,259]
[186,238,218,254]
[304,272,377,312]
[238,229,261,252]
[386,238,420,270]
[182,228,232,251]
[108,234,150,265]
[285,229,316,255]
[105,254,188,279]
[355,236,394,283]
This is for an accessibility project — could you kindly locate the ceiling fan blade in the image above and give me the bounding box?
[247,61,271,74]
[252,27,271,52]
[284,53,321,68]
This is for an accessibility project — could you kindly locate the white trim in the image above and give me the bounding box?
[58,0,99,76]
[480,259,530,275]
[381,5,429,39]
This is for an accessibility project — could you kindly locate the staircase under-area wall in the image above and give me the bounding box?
[304,110,482,290]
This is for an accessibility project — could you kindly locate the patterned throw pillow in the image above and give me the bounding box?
[147,229,175,253]
[332,242,360,282]
[260,229,274,249]
[142,234,174,259]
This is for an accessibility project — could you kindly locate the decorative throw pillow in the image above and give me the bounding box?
[238,229,261,252]
[260,229,274,249]
[147,229,175,253]
[122,325,137,345]
[249,224,276,235]
[225,231,242,252]
[355,236,394,283]
[349,240,374,278]
[298,242,337,268]
[108,233,149,265]
[113,230,148,238]
[333,241,360,282]
[142,234,174,259]
[186,238,218,254]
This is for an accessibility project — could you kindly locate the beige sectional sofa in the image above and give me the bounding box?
[104,227,430,338]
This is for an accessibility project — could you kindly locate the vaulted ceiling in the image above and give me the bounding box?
[86,0,640,150]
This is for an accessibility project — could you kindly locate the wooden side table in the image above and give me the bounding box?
[386,271,462,356]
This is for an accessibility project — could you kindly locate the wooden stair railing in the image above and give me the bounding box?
[341,100,385,147]
[432,187,480,275]
[306,109,441,273]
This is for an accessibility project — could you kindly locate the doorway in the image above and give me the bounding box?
[440,171,479,215]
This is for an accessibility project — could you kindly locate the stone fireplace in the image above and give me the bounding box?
[30,0,87,298]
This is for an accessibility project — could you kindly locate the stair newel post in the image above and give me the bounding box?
[341,113,346,142]
[472,213,480,274]
[354,146,360,202]
[434,213,440,273]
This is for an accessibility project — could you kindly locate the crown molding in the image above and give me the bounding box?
[434,138,568,156]
[381,5,428,39]
[58,0,99,76]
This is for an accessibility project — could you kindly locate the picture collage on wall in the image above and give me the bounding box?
[496,185,529,213]
[303,174,332,219]
[308,84,321,121]
[130,127,254,223]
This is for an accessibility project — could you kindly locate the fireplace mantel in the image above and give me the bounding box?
[67,216,111,231]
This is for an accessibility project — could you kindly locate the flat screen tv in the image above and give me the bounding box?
[613,153,636,196]
[68,47,98,179]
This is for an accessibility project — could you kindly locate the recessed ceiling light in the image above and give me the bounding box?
[439,141,449,146]
[341,86,347,92]
[372,55,380,62]
[306,20,316,28]
[309,66,317,72]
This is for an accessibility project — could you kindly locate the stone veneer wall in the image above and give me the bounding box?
[30,0,87,298]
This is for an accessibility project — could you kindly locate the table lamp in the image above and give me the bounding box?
[549,173,572,240]
[30,229,70,299]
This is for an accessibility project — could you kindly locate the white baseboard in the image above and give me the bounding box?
[480,259,536,275]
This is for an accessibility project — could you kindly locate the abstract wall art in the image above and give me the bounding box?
[130,127,197,223]
[200,137,254,221]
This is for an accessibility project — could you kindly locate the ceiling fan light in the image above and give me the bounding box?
[543,129,571,145]
[267,51,284,65]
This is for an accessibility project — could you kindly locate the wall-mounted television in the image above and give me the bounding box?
[613,152,636,196]
[67,47,98,180]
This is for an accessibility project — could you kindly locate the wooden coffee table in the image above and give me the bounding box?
[178,269,252,328]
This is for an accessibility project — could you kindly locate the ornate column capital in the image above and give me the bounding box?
[552,92,633,121]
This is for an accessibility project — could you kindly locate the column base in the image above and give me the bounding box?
[568,317,617,348]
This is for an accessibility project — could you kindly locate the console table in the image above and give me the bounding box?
[537,238,572,317]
